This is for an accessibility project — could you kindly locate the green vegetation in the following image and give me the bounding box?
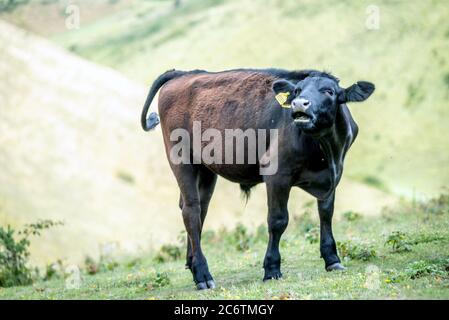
[0,0,29,12]
[1,193,448,299]
[0,220,62,287]
[154,244,182,263]
[337,240,377,262]
[385,231,412,253]
[342,211,362,222]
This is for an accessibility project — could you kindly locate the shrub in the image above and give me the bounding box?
[0,219,62,287]
[222,223,269,252]
[152,272,170,288]
[411,233,445,245]
[226,223,251,252]
[385,231,412,253]
[147,272,170,290]
[342,211,362,222]
[154,244,182,263]
[387,258,449,283]
[43,260,65,281]
[404,260,446,279]
[385,231,445,254]
[0,0,29,12]
[337,240,377,261]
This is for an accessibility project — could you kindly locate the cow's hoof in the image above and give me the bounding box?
[326,263,346,272]
[197,282,208,290]
[196,280,216,290]
[207,280,216,289]
[263,272,283,281]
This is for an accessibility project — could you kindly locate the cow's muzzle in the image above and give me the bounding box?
[292,108,313,123]
[291,98,313,123]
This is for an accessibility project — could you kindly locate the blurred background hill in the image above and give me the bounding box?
[0,0,448,265]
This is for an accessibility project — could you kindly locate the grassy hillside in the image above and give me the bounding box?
[45,0,449,197]
[0,0,136,37]
[0,19,395,266]
[1,192,448,299]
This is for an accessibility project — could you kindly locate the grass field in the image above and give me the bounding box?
[1,193,448,299]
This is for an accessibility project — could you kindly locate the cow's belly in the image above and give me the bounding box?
[203,163,263,184]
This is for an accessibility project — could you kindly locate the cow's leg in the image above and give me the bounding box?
[185,168,217,276]
[317,192,345,271]
[174,164,215,290]
[263,181,291,281]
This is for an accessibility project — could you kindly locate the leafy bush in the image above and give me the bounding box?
[388,259,449,283]
[385,231,412,253]
[0,0,29,12]
[411,233,445,245]
[404,260,446,279]
[43,259,65,281]
[154,244,182,263]
[337,240,377,261]
[385,231,445,254]
[226,223,251,252]
[342,211,362,222]
[147,272,170,290]
[153,272,170,288]
[362,175,387,191]
[0,220,62,287]
[222,223,268,252]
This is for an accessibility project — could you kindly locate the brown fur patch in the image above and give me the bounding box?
[158,71,276,136]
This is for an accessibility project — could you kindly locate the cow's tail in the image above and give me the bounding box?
[141,69,204,132]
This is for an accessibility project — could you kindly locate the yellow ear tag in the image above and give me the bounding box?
[275,92,291,108]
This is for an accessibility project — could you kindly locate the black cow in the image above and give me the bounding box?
[141,68,375,290]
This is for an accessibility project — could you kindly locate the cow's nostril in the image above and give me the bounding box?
[303,100,310,107]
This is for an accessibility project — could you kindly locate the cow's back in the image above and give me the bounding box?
[158,70,277,133]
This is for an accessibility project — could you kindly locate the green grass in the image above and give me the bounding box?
[1,194,448,300]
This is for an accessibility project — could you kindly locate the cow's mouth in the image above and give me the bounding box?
[292,111,312,123]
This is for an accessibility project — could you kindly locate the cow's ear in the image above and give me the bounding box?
[339,81,375,103]
[272,79,295,94]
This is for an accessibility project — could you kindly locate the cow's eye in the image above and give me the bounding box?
[322,88,334,97]
[294,88,301,96]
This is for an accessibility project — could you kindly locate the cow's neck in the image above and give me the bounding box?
[317,105,354,199]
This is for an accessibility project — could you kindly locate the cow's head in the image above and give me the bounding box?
[272,72,375,136]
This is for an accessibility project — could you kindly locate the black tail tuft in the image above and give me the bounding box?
[240,184,254,204]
